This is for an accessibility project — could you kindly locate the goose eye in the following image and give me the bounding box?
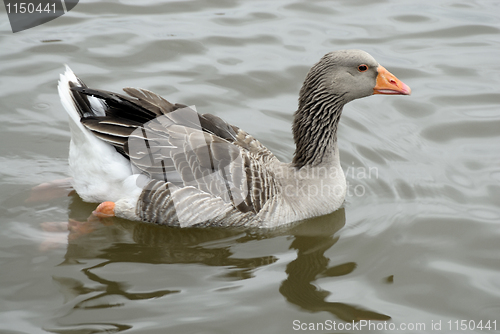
[358,64,368,72]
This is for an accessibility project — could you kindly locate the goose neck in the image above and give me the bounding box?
[292,90,345,168]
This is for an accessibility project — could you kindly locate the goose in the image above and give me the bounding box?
[58,49,410,228]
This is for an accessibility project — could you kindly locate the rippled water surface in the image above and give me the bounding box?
[1,0,499,333]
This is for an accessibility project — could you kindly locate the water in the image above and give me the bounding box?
[1,0,499,333]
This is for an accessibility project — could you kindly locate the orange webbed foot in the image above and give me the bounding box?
[92,201,116,218]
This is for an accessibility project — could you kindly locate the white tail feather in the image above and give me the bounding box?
[59,66,141,204]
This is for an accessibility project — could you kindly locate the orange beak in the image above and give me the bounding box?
[374,66,411,95]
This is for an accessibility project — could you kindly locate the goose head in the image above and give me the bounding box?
[300,49,411,105]
[293,50,411,168]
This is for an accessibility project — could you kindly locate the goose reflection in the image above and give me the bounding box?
[62,193,277,271]
[280,208,391,322]
[279,209,390,322]
[55,193,389,323]
[55,193,278,313]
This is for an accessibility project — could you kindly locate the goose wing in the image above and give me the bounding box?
[72,86,280,218]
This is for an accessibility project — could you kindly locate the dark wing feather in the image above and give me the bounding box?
[199,113,238,141]
[71,86,158,123]
[68,81,96,118]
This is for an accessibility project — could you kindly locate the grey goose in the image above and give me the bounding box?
[58,49,410,228]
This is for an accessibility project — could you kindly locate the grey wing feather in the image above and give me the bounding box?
[122,87,180,116]
[128,109,279,217]
[72,82,279,221]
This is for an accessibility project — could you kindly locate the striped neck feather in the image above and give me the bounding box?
[292,83,345,168]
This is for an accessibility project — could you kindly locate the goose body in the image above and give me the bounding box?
[59,50,410,228]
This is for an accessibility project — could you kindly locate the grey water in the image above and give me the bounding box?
[0,0,499,333]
